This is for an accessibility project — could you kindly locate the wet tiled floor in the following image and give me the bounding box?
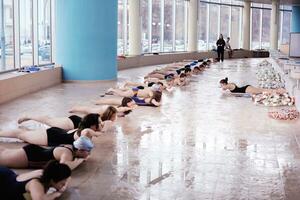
[1,58,300,200]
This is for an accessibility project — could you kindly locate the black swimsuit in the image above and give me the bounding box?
[23,144,74,168]
[69,115,82,129]
[0,166,32,199]
[46,127,76,146]
[230,85,250,93]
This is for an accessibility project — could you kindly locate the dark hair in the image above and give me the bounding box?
[78,113,100,135]
[148,82,155,87]
[198,59,204,62]
[152,91,162,102]
[137,86,145,90]
[101,106,117,121]
[202,61,207,66]
[157,82,164,86]
[184,65,191,69]
[193,66,200,71]
[184,68,191,73]
[176,69,181,75]
[121,97,133,107]
[120,97,133,115]
[199,64,205,68]
[180,73,186,78]
[220,77,228,84]
[40,160,71,189]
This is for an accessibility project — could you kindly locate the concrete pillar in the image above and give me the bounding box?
[270,0,279,50]
[187,0,198,52]
[56,0,117,80]
[292,6,300,32]
[128,0,142,56]
[242,1,251,50]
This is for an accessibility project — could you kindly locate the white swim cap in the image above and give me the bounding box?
[73,136,94,151]
[151,84,161,91]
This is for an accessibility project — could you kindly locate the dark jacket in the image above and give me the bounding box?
[216,39,226,48]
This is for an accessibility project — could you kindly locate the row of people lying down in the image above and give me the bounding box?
[0,58,211,199]
[95,59,212,107]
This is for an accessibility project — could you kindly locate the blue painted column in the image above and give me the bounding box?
[56,0,117,80]
[292,6,300,32]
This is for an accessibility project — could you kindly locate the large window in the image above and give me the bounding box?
[118,0,188,54]
[220,5,230,39]
[141,0,149,53]
[20,0,33,67]
[116,1,291,54]
[208,4,218,49]
[117,0,124,55]
[175,0,185,51]
[0,0,53,73]
[198,2,207,51]
[0,0,14,71]
[251,7,261,49]
[261,8,271,49]
[164,1,173,52]
[151,0,161,52]
[38,0,51,64]
[231,6,241,49]
[197,1,243,51]
[250,3,291,50]
[280,6,292,45]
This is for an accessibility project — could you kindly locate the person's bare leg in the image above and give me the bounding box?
[70,106,93,114]
[0,148,28,168]
[147,74,165,79]
[124,81,144,88]
[109,89,133,97]
[17,129,48,146]
[19,115,74,130]
[246,86,286,95]
[0,128,23,138]
[94,97,122,105]
[70,105,105,115]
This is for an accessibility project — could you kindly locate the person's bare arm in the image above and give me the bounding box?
[27,179,62,200]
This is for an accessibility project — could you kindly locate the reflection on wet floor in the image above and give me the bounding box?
[1,58,300,199]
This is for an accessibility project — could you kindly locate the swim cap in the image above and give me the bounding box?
[73,136,94,151]
[151,84,161,91]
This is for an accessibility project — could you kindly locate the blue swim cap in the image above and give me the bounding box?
[73,136,94,151]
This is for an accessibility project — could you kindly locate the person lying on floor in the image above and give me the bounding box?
[0,114,102,146]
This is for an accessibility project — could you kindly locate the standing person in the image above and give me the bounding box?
[225,37,233,58]
[216,34,226,62]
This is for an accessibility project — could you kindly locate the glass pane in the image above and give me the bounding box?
[38,0,51,64]
[282,11,291,44]
[141,0,149,53]
[231,0,243,6]
[231,6,240,49]
[251,8,261,49]
[220,5,230,39]
[0,0,14,71]
[221,0,231,4]
[175,0,185,51]
[152,0,161,52]
[20,0,33,66]
[164,0,172,52]
[198,2,207,51]
[117,0,124,55]
[208,4,218,49]
[261,9,270,49]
